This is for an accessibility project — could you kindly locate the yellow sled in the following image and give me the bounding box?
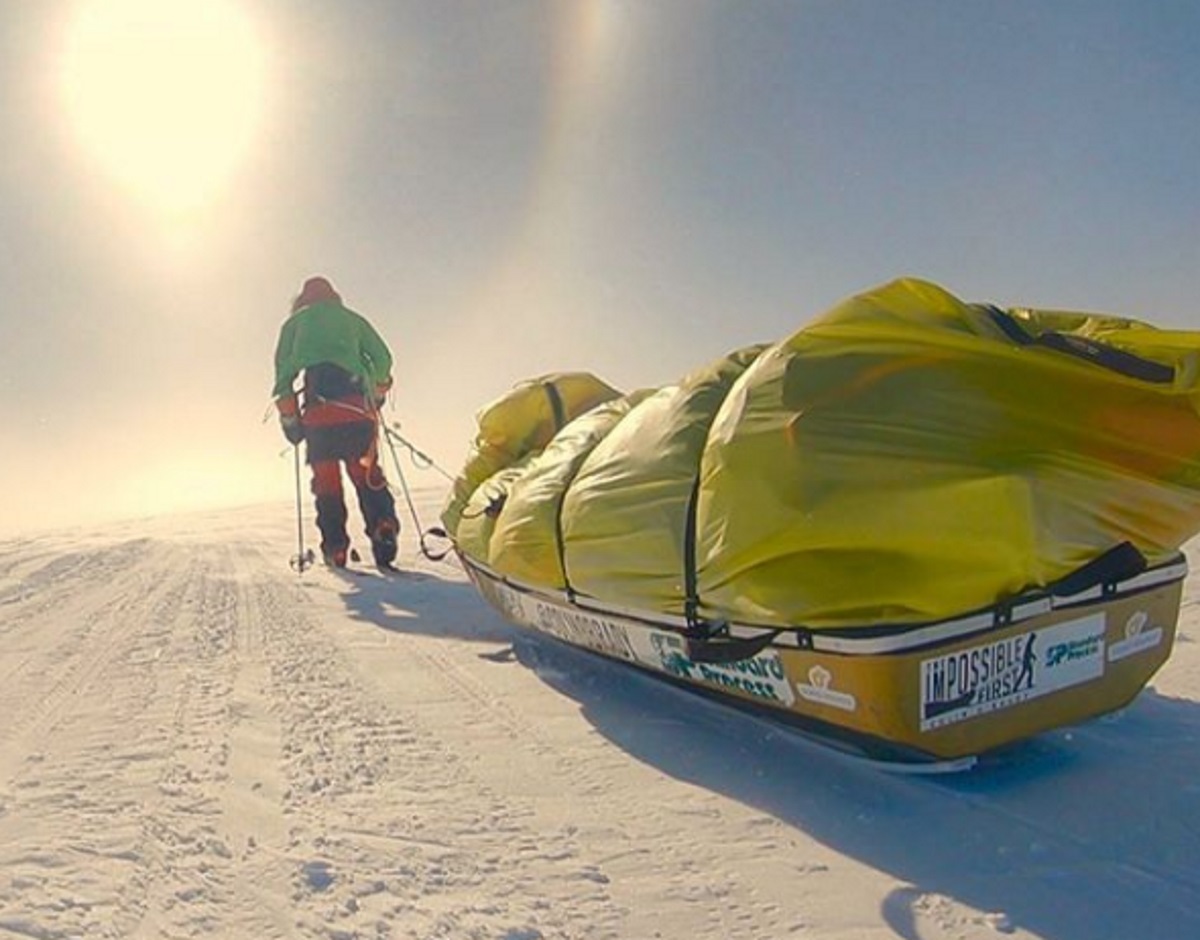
[441,278,1200,764]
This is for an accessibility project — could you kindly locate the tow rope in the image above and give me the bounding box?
[377,421,456,562]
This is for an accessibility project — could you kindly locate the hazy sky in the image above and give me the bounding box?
[2,0,1199,536]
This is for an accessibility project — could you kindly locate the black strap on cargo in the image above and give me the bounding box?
[984,305,1035,347]
[537,379,578,596]
[1037,332,1174,384]
[682,474,702,628]
[678,473,781,663]
[1048,541,1148,598]
[553,489,576,602]
[544,380,568,431]
[983,306,1174,384]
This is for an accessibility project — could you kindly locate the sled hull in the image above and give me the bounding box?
[462,554,1185,762]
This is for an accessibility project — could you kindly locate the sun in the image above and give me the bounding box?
[60,0,268,214]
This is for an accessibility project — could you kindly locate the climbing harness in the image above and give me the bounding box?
[275,390,458,566]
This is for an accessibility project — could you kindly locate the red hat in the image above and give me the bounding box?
[292,276,341,312]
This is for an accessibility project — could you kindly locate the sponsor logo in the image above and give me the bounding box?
[642,631,796,706]
[1107,610,1164,663]
[795,665,857,712]
[920,614,1106,731]
[529,601,638,662]
[490,583,638,662]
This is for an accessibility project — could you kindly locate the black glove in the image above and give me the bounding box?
[373,378,393,411]
[280,414,305,445]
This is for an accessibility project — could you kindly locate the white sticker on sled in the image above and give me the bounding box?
[631,630,797,707]
[796,665,858,712]
[1107,610,1164,663]
[489,582,639,663]
[920,613,1106,731]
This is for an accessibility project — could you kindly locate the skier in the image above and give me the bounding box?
[272,275,400,569]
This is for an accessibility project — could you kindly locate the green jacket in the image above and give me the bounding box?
[272,300,393,399]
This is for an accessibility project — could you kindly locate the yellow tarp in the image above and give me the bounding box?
[443,278,1200,630]
[488,391,655,589]
[441,373,621,535]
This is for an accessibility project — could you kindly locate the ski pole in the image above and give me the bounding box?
[290,443,314,572]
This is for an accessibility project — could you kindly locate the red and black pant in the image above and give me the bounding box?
[303,398,399,564]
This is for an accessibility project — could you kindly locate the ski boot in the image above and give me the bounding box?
[322,545,349,568]
[371,518,399,571]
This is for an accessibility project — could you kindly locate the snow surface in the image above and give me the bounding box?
[1,482,1198,940]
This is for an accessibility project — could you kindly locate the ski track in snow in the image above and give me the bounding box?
[0,489,1197,939]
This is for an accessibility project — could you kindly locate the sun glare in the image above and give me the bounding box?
[60,0,268,214]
